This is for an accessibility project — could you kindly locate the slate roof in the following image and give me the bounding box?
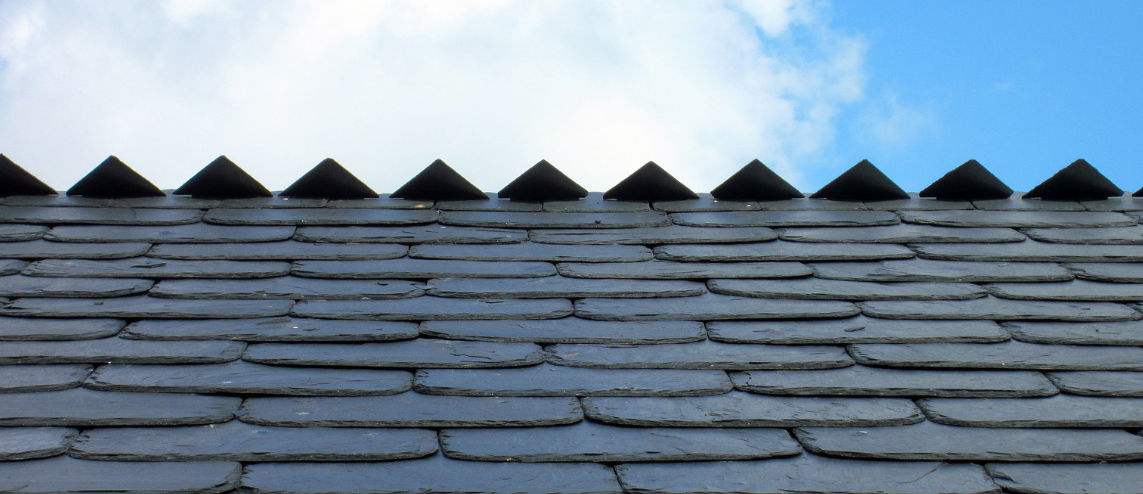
[2,156,1143,493]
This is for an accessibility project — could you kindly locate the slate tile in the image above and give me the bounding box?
[1024,225,1143,244]
[972,195,1085,211]
[151,277,424,300]
[1,194,218,208]
[920,394,1143,427]
[0,365,91,392]
[89,360,413,396]
[671,209,900,227]
[149,241,408,260]
[558,260,812,279]
[45,224,296,243]
[414,364,731,396]
[0,317,124,340]
[1007,321,1143,345]
[0,338,244,364]
[901,209,1135,227]
[25,258,292,278]
[0,224,47,241]
[244,339,543,368]
[0,259,26,275]
[986,462,1143,494]
[419,319,706,344]
[914,241,1143,262]
[655,242,914,262]
[123,317,419,342]
[0,275,152,297]
[0,206,203,225]
[544,192,653,212]
[652,193,761,212]
[863,194,974,210]
[0,427,76,460]
[708,317,1010,344]
[73,421,437,461]
[295,225,526,244]
[436,193,542,211]
[215,194,326,208]
[710,278,985,300]
[860,297,1141,321]
[583,392,922,427]
[1083,195,1143,211]
[575,294,859,321]
[241,393,583,427]
[1046,371,1143,397]
[616,455,997,494]
[850,340,1143,370]
[293,258,556,279]
[441,422,800,462]
[779,224,1025,243]
[0,388,240,425]
[530,225,778,245]
[0,457,241,494]
[813,258,1074,282]
[412,243,653,262]
[0,296,293,319]
[203,207,438,225]
[294,297,572,320]
[0,240,150,259]
[548,341,853,370]
[989,280,1143,301]
[796,421,1143,461]
[242,455,621,494]
[1067,262,1143,282]
[733,366,1056,397]
[441,210,671,228]
[319,194,432,209]
[428,277,705,298]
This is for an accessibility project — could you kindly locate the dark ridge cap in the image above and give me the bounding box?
[810,159,909,202]
[66,156,165,198]
[1023,159,1124,201]
[498,160,588,201]
[603,161,698,201]
[1134,186,1143,198]
[391,159,487,201]
[919,159,1013,200]
[280,158,379,199]
[0,154,56,196]
[173,155,273,199]
[710,159,802,201]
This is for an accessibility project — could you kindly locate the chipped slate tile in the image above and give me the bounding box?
[0,457,241,494]
[530,225,777,244]
[244,339,542,368]
[419,319,706,344]
[151,277,423,300]
[813,258,1074,282]
[0,206,202,225]
[915,241,1143,262]
[0,223,47,241]
[0,259,26,275]
[850,340,1143,370]
[0,317,123,341]
[0,296,293,319]
[0,275,152,297]
[1068,262,1143,282]
[0,338,244,364]
[989,280,1143,301]
[733,367,1056,397]
[1024,225,1143,244]
[583,392,922,427]
[0,388,240,426]
[414,364,731,396]
[295,225,526,244]
[45,224,296,243]
[294,297,571,320]
[411,242,653,262]
[1048,371,1143,397]
[442,422,800,462]
[241,394,583,427]
[920,394,1143,427]
[25,258,290,278]
[708,317,1009,344]
[203,207,438,225]
[0,427,76,460]
[655,241,914,262]
[123,317,419,342]
[860,297,1141,321]
[0,365,91,392]
[427,277,705,298]
[671,209,899,227]
[575,294,858,321]
[558,260,812,279]
[149,241,408,260]
[544,192,652,212]
[901,209,1136,227]
[986,462,1143,494]
[0,240,150,259]
[293,258,555,279]
[779,224,1025,243]
[710,278,985,300]
[547,341,853,370]
[440,210,670,228]
[1007,321,1143,345]
[89,361,412,396]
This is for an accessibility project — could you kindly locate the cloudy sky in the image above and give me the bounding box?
[1,0,1140,194]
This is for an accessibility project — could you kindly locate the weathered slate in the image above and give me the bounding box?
[0,275,152,297]
[531,225,777,244]
[671,210,899,227]
[149,241,408,260]
[0,259,26,275]
[0,224,47,241]
[414,364,731,396]
[986,462,1143,494]
[732,367,1057,397]
[0,457,241,494]
[708,317,1009,344]
[0,206,203,225]
[24,258,292,278]
[710,278,985,300]
[1024,225,1143,244]
[0,427,76,460]
[0,240,150,259]
[1046,371,1143,397]
[0,388,240,426]
[0,296,293,319]
[582,392,922,427]
[0,317,123,341]
[655,242,914,262]
[295,225,526,244]
[45,223,296,243]
[548,341,853,370]
[203,207,438,225]
[1068,262,1143,282]
[989,280,1143,301]
[813,259,1074,282]
[241,394,583,427]
[575,294,859,321]
[796,421,1143,461]
[73,421,437,461]
[151,277,424,300]
[412,243,653,262]
[1007,321,1143,345]
[779,224,1025,243]
[244,339,544,368]
[441,422,801,462]
[441,210,670,228]
[920,395,1143,427]
[0,338,244,364]
[860,297,1141,321]
[294,298,571,320]
[0,365,91,392]
[428,277,705,298]
[89,361,413,396]
[914,242,1143,262]
[851,340,1143,370]
[419,319,706,344]
[901,209,1136,227]
[123,317,419,342]
[294,258,555,279]
[557,260,812,279]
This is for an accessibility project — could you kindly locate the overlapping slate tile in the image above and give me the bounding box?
[0,224,47,241]
[123,317,419,342]
[851,340,1143,370]
[0,240,150,259]
[0,206,203,225]
[151,277,423,300]
[149,241,408,260]
[0,259,26,275]
[428,277,705,298]
[294,297,571,320]
[575,294,858,321]
[441,210,670,228]
[1007,321,1143,345]
[1083,195,1143,211]
[710,278,985,300]
[813,258,1074,282]
[442,422,800,462]
[436,193,539,211]
[295,225,526,244]
[708,317,1009,344]
[0,338,244,364]
[920,395,1143,427]
[989,280,1143,301]
[779,224,1025,243]
[1046,371,1143,396]
[530,225,777,244]
[0,317,123,340]
[543,192,652,212]
[973,195,1085,211]
[45,224,296,243]
[860,297,1141,321]
[419,319,706,344]
[732,367,1056,397]
[0,275,152,297]
[671,209,900,227]
[0,457,241,494]
[914,241,1143,262]
[1024,225,1143,244]
[0,388,240,425]
[0,365,91,392]
[901,209,1136,227]
[245,339,543,368]
[414,364,731,396]
[548,341,853,370]
[25,258,291,278]
[203,208,438,225]
[0,296,293,319]
[652,193,760,212]
[1067,262,1143,282]
[986,462,1143,494]
[861,195,975,210]
[0,427,76,460]
[2,193,218,208]
[411,243,652,262]
[89,361,412,396]
[583,392,922,427]
[796,421,1143,461]
[73,421,437,461]
[241,393,583,427]
[293,258,555,279]
[654,242,914,261]
[558,260,812,279]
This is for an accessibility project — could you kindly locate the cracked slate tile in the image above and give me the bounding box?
[1006,321,1143,345]
[0,240,150,259]
[547,341,853,370]
[732,367,1056,397]
[293,297,571,320]
[530,225,778,245]
[986,462,1143,494]
[988,280,1143,301]
[0,296,293,319]
[244,339,543,368]
[914,242,1143,262]
[0,275,152,297]
[428,277,705,298]
[860,297,1141,321]
[412,243,653,262]
[0,259,26,275]
[652,193,761,212]
[557,260,812,279]
[440,210,671,228]
[0,206,203,225]
[203,207,438,225]
[901,209,1136,227]
[295,225,526,244]
[441,422,801,462]
[654,241,914,262]
[575,294,859,321]
[149,241,408,260]
[24,258,292,278]
[0,427,77,460]
[0,457,241,494]
[1046,371,1143,397]
[796,421,1143,461]
[72,421,437,461]
[1024,225,1143,244]
[45,224,295,244]
[582,392,922,427]
[0,365,91,392]
[88,360,412,396]
[813,258,1074,282]
[293,258,556,279]
[413,364,731,396]
[418,319,706,344]
[920,395,1143,427]
[851,340,1143,370]
[0,224,47,241]
[240,393,583,427]
[0,338,244,364]
[779,224,1026,243]
[671,210,900,227]
[0,388,240,426]
[151,277,424,300]
[544,192,652,212]
[123,317,419,342]
[710,278,985,300]
[708,317,1009,344]
[0,317,124,340]
[1067,262,1143,282]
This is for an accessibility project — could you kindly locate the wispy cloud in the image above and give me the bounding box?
[857,91,938,149]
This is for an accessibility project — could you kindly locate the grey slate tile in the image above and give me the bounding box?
[1067,262,1143,282]
[244,339,543,368]
[1007,321,1143,345]
[203,207,439,225]
[149,241,408,260]
[986,462,1143,494]
[901,209,1135,227]
[863,194,974,210]
[88,361,412,396]
[530,225,778,244]
[441,422,800,462]
[989,280,1143,301]
[0,365,91,392]
[419,319,706,344]
[671,210,900,227]
[575,294,859,321]
[123,317,419,342]
[323,194,433,209]
[547,341,853,370]
[583,392,922,427]
[215,194,325,208]
[295,225,526,244]
[293,258,556,279]
[655,241,914,261]
[972,195,1085,210]
[0,206,203,225]
[851,340,1143,370]
[860,297,1141,321]
[1,193,218,208]
[1046,371,1143,397]
[813,258,1074,282]
[428,277,705,298]
[753,197,872,210]
[920,395,1143,427]
[0,427,76,460]
[25,258,292,278]
[241,393,583,427]
[436,193,542,211]
[1024,225,1143,244]
[558,260,812,279]
[544,192,652,212]
[0,317,124,340]
[412,243,653,262]
[1084,195,1143,211]
[914,241,1143,262]
[72,421,437,461]
[0,224,47,241]
[710,278,986,300]
[652,193,761,211]
[441,210,671,228]
[0,457,241,494]
[0,240,150,259]
[0,388,240,425]
[151,277,424,300]
[0,275,152,297]
[45,224,295,244]
[293,297,571,320]
[779,224,1026,243]
[708,317,1010,344]
[732,367,1057,397]
[0,259,26,275]
[796,421,1143,461]
[0,338,244,364]
[414,364,732,396]
[0,296,293,319]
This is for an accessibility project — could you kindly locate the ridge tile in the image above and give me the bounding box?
[498,159,591,201]
[0,206,201,224]
[293,258,555,279]
[240,393,583,427]
[390,159,487,201]
[45,224,296,243]
[531,225,777,244]
[986,462,1143,494]
[0,457,241,494]
[0,296,293,319]
[89,361,412,396]
[813,259,1074,282]
[780,224,1025,243]
[427,277,705,298]
[25,258,291,278]
[280,158,379,199]
[295,225,525,244]
[918,159,1013,200]
[547,341,853,370]
[850,340,1143,370]
[66,156,166,198]
[0,154,56,196]
[710,278,985,300]
[0,338,244,364]
[122,318,418,342]
[1006,320,1143,345]
[558,260,811,279]
[1047,371,1143,396]
[709,317,1009,344]
[733,367,1056,397]
[0,365,91,392]
[0,240,150,259]
[149,241,408,260]
[0,427,76,460]
[710,159,802,201]
[901,209,1136,227]
[414,364,731,396]
[243,339,544,368]
[655,241,914,262]
[860,297,1141,321]
[418,319,706,344]
[0,388,240,426]
[810,160,910,202]
[603,161,698,201]
[920,394,1143,427]
[1024,159,1124,200]
[151,277,424,300]
[173,155,272,199]
[583,392,922,427]
[412,243,652,262]
[203,207,438,225]
[575,294,859,321]
[671,209,899,227]
[293,297,571,320]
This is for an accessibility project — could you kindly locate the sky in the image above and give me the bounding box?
[0,0,1140,194]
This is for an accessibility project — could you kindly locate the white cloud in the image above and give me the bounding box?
[858,91,938,149]
[0,0,865,192]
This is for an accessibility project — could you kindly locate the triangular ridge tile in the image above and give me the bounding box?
[710,159,802,201]
[498,160,588,201]
[174,156,272,199]
[0,154,56,196]
[603,162,698,201]
[66,156,165,198]
[280,158,379,199]
[810,159,909,201]
[919,159,1013,200]
[1023,159,1123,200]
[391,159,487,201]
[1134,186,1142,198]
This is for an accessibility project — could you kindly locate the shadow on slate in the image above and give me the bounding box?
[1023,159,1123,201]
[498,160,588,201]
[919,160,1013,200]
[811,160,909,202]
[174,156,272,199]
[0,154,56,196]
[66,156,165,198]
[391,159,487,201]
[710,160,802,201]
[603,162,698,202]
[280,158,379,200]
